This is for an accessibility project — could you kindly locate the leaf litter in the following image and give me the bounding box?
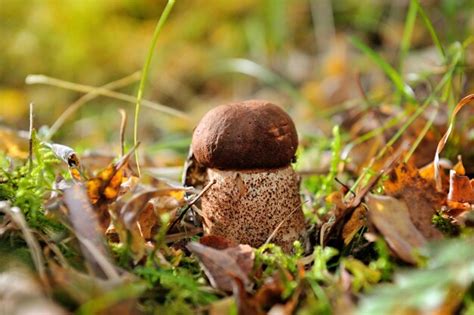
[3,95,473,313]
[2,3,474,314]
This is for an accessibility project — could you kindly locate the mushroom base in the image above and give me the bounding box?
[201,166,306,252]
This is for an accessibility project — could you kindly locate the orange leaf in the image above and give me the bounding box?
[447,170,474,210]
[383,162,443,240]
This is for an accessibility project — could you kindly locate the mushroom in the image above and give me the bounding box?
[191,100,306,252]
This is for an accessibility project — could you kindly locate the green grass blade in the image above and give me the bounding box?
[350,36,416,103]
[134,0,176,177]
[415,0,446,59]
[399,0,418,73]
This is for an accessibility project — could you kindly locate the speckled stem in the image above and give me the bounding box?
[201,166,306,252]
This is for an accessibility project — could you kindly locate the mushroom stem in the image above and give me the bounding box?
[201,166,305,252]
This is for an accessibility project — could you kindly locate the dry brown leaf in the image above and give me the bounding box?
[453,157,466,175]
[231,275,266,315]
[321,170,385,247]
[187,241,254,292]
[63,184,118,279]
[366,194,427,264]
[46,143,82,180]
[434,94,474,190]
[199,234,238,249]
[111,188,185,262]
[342,205,367,246]
[232,272,299,315]
[182,148,208,188]
[383,162,444,240]
[120,188,185,228]
[86,150,136,230]
[0,127,29,159]
[447,170,474,206]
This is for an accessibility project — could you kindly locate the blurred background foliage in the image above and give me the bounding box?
[1,0,474,163]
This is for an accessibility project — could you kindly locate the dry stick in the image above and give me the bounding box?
[355,71,372,109]
[28,103,34,170]
[0,202,46,283]
[45,72,140,141]
[118,109,127,157]
[78,238,120,280]
[35,232,69,267]
[168,179,216,232]
[165,227,203,243]
[25,74,191,121]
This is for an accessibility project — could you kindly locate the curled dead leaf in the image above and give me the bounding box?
[45,142,82,181]
[63,184,118,279]
[187,240,255,292]
[366,194,426,264]
[434,94,474,191]
[447,170,474,206]
[383,162,443,240]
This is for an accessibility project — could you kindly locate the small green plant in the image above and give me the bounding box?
[0,132,64,232]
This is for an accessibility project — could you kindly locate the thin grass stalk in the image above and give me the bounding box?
[133,0,176,176]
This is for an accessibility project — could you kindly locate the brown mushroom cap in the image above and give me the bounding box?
[192,100,298,170]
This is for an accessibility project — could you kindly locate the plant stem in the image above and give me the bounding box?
[134,0,176,176]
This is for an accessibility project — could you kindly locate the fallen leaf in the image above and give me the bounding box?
[447,170,474,206]
[64,184,118,279]
[453,156,466,175]
[231,275,265,315]
[187,240,255,292]
[434,94,474,190]
[254,277,285,312]
[321,170,385,247]
[0,126,29,159]
[445,169,474,226]
[44,142,82,181]
[366,194,427,264]
[86,150,135,230]
[342,205,367,246]
[182,148,208,189]
[383,162,443,240]
[120,188,185,228]
[199,234,238,249]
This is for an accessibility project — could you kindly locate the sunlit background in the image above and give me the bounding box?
[1,0,474,165]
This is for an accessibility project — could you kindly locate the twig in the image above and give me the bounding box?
[335,177,355,198]
[25,74,190,120]
[45,72,140,140]
[0,202,46,283]
[118,109,127,157]
[168,179,216,231]
[28,103,34,170]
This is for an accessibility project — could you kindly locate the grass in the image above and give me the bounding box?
[133,0,176,177]
[2,1,474,314]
